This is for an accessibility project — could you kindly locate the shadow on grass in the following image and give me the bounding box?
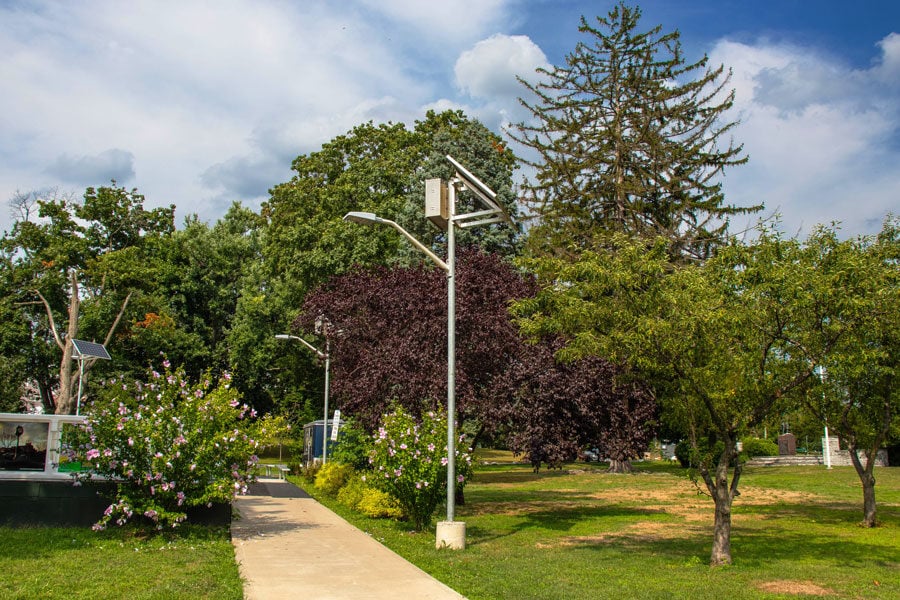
[464,491,900,571]
[473,468,584,485]
[732,527,900,568]
[465,502,673,546]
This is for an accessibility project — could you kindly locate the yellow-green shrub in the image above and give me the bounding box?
[356,487,402,519]
[314,462,354,497]
[336,476,367,508]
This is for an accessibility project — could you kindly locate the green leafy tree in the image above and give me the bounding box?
[512,234,826,566]
[512,2,757,260]
[0,184,175,413]
[787,219,900,527]
[121,203,265,382]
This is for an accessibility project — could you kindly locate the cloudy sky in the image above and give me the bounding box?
[1,0,898,238]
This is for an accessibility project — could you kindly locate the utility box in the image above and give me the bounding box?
[303,419,344,466]
[425,178,449,231]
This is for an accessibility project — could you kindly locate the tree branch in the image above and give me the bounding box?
[33,289,65,351]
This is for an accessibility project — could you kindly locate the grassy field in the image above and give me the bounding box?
[293,460,900,600]
[2,459,896,599]
[0,525,242,599]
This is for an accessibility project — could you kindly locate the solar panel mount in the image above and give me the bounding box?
[71,339,111,360]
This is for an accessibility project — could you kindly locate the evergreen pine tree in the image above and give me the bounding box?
[512,2,760,260]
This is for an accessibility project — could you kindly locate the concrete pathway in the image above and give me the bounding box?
[231,478,466,600]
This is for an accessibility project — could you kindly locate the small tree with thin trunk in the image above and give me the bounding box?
[513,233,827,565]
[789,218,900,527]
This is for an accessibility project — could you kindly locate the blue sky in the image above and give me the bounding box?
[1,0,898,237]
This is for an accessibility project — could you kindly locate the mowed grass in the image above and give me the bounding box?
[0,524,242,599]
[294,460,900,600]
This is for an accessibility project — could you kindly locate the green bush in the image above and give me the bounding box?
[741,437,779,457]
[336,475,367,508]
[674,438,729,468]
[329,418,372,471]
[314,462,354,496]
[299,462,321,483]
[356,487,402,519]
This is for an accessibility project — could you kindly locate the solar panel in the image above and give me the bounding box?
[71,339,111,360]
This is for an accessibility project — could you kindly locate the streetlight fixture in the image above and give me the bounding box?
[276,333,331,465]
[343,155,511,550]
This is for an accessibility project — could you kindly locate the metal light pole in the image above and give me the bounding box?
[276,333,330,464]
[343,154,511,551]
[343,212,455,520]
[816,365,832,469]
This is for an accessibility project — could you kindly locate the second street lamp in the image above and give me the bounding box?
[275,333,331,465]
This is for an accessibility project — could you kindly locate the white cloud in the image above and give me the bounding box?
[710,36,900,236]
[455,34,548,99]
[448,33,548,132]
[357,0,511,47]
[0,0,484,231]
[1,0,894,242]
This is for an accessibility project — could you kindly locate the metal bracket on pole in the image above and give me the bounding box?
[71,339,111,415]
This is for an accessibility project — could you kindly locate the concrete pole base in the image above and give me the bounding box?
[435,520,466,550]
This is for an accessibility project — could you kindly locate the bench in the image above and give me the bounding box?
[263,464,291,480]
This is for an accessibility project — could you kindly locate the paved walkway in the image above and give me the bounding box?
[231,478,467,600]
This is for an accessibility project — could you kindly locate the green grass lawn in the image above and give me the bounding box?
[0,525,242,599]
[3,462,896,599]
[293,461,900,600]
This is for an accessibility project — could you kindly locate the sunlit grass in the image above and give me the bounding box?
[0,525,242,600]
[293,462,900,599]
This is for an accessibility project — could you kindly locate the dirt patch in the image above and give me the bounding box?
[756,580,834,596]
[736,486,821,506]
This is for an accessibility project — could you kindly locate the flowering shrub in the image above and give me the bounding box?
[66,361,260,530]
[368,406,472,530]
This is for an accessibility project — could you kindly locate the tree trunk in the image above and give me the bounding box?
[710,479,733,566]
[701,437,741,566]
[55,276,80,415]
[607,458,633,473]
[38,378,56,414]
[848,444,878,527]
